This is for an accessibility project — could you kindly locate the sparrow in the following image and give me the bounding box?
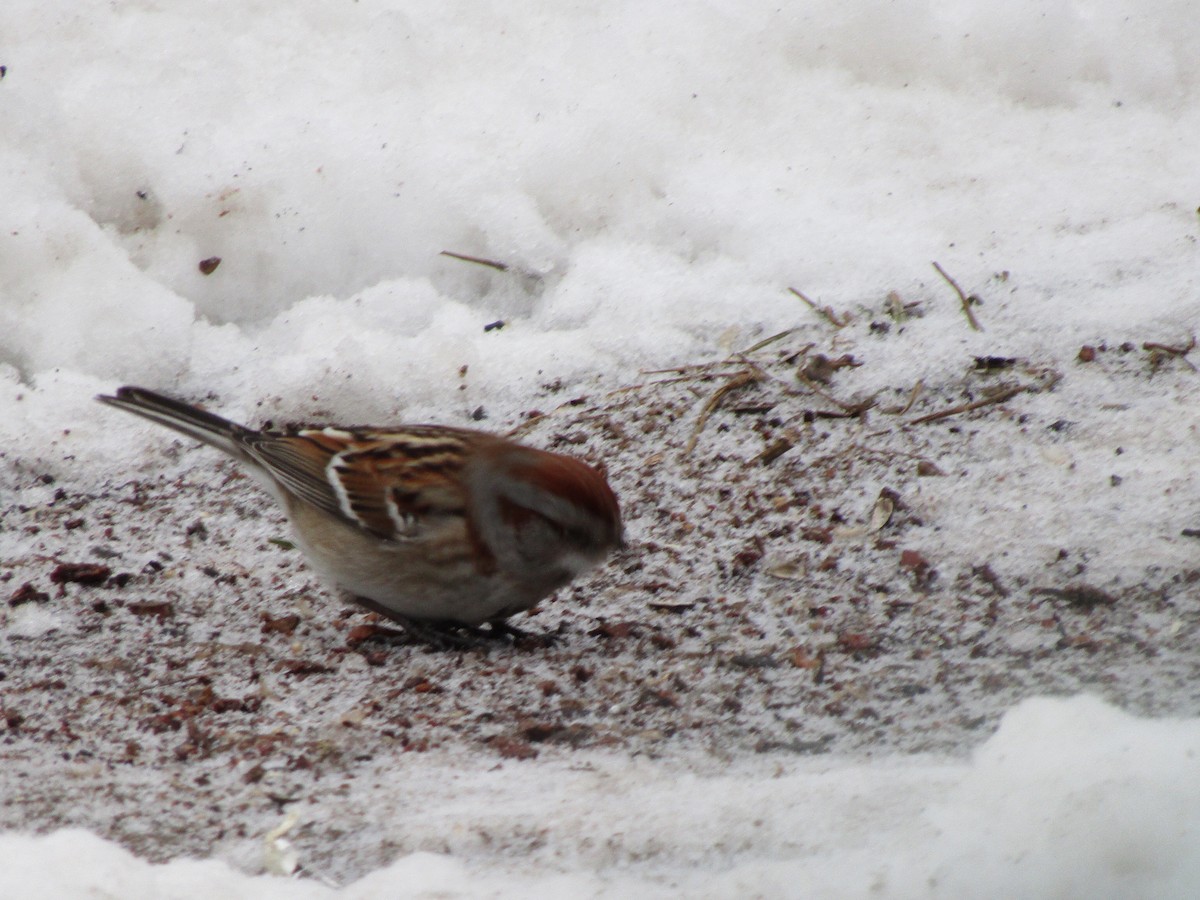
[97,386,623,648]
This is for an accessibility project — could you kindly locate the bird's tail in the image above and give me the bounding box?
[97,385,253,459]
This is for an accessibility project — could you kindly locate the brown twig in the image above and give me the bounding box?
[909,384,1024,425]
[684,370,759,456]
[439,250,510,272]
[740,328,798,354]
[1142,336,1197,371]
[881,380,925,415]
[607,371,747,396]
[788,287,851,328]
[754,437,795,466]
[1142,337,1196,355]
[640,364,741,376]
[795,371,876,416]
[931,261,983,331]
[505,412,546,437]
[505,396,596,437]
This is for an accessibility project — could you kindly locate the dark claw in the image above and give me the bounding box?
[346,595,551,651]
[398,619,494,651]
[486,620,557,649]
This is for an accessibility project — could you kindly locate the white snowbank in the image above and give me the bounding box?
[2,0,1197,441]
[2,0,1199,896]
[1,697,1196,898]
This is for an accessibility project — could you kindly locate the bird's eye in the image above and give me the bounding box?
[564,525,593,546]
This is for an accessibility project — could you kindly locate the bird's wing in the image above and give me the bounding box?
[247,427,473,541]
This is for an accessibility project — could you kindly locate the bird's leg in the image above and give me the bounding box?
[344,596,555,650]
[485,618,557,648]
[346,596,491,651]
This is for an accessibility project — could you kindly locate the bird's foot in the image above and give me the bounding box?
[483,619,557,649]
[347,596,545,651]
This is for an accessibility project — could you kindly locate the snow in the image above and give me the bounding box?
[2,0,1199,897]
[2,697,1198,898]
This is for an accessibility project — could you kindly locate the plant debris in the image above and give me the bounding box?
[1,321,1198,884]
[49,562,112,585]
[931,260,983,331]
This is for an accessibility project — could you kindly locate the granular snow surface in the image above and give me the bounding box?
[2,1,1199,897]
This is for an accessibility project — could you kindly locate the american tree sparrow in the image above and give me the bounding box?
[98,386,623,648]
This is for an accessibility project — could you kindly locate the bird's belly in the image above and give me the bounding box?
[285,502,544,625]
